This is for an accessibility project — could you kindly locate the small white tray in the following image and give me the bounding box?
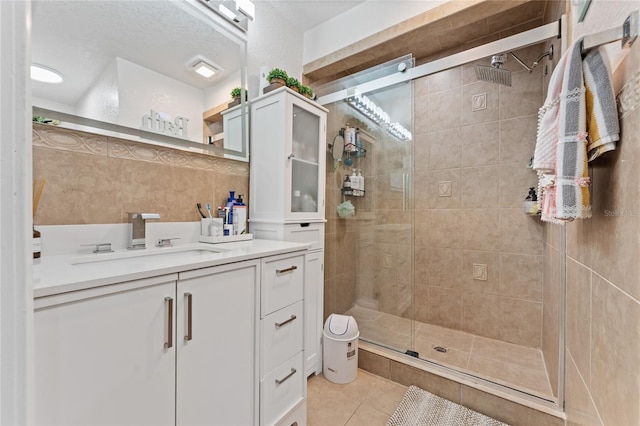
[199,234,253,244]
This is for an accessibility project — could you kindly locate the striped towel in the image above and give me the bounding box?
[583,48,620,160]
[533,40,619,223]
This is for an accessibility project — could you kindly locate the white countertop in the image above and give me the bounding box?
[33,239,309,298]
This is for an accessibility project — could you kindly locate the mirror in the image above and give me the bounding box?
[31,0,249,161]
[331,134,345,160]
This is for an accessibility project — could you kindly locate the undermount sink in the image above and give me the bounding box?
[71,246,226,266]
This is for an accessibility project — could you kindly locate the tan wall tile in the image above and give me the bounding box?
[413,132,430,172]
[499,115,537,165]
[499,68,544,119]
[461,122,500,168]
[542,303,559,397]
[461,166,499,209]
[499,208,543,255]
[428,66,462,93]
[591,273,640,426]
[498,164,538,208]
[565,352,603,426]
[414,169,462,210]
[499,297,542,348]
[428,285,462,330]
[428,87,463,132]
[500,253,543,302]
[462,81,500,126]
[460,385,564,426]
[427,128,462,170]
[390,360,461,403]
[429,248,464,288]
[462,292,502,341]
[462,209,501,251]
[462,250,500,295]
[566,258,592,383]
[429,209,464,248]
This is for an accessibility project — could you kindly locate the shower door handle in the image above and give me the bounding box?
[402,173,409,211]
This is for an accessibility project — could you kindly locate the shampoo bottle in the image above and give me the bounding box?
[349,170,359,192]
[357,169,365,194]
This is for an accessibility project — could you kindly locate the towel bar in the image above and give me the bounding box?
[581,9,639,55]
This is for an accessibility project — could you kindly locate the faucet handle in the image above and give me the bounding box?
[81,242,114,253]
[157,237,180,248]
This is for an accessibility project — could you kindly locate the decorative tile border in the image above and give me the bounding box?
[618,68,640,119]
[32,123,249,175]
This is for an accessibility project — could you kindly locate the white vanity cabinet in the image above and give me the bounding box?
[176,261,259,426]
[34,260,259,426]
[34,275,178,426]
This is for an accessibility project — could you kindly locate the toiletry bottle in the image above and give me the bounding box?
[234,194,248,234]
[349,170,360,195]
[344,124,351,151]
[33,227,41,259]
[524,187,539,215]
[292,189,302,212]
[355,127,363,156]
[342,176,351,190]
[357,169,365,194]
[226,191,236,230]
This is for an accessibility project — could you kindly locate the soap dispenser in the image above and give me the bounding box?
[524,187,539,215]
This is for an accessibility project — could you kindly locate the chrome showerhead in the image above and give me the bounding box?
[475,55,512,87]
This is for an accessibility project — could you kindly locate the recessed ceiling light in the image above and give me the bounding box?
[193,61,217,78]
[31,64,63,84]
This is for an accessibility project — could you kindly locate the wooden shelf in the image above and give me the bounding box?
[202,102,229,123]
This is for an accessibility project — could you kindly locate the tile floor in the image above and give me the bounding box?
[345,305,554,400]
[307,369,407,426]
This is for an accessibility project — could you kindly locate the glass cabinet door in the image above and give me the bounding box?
[290,104,320,214]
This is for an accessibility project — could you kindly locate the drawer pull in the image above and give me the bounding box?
[164,297,173,349]
[276,265,298,274]
[275,368,297,385]
[275,315,297,328]
[185,292,193,341]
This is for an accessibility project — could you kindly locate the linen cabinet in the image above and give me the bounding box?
[250,87,327,378]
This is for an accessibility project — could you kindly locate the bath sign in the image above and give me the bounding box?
[140,109,190,140]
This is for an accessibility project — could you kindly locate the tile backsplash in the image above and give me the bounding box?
[32,123,249,225]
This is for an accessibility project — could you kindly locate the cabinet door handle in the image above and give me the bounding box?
[275,315,297,328]
[276,265,297,274]
[275,368,297,385]
[288,153,295,160]
[185,292,193,341]
[164,297,173,349]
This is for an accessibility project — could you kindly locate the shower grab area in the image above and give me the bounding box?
[318,22,563,407]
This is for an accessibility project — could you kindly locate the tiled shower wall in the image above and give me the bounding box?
[32,124,249,225]
[561,1,640,424]
[411,45,544,349]
[324,45,549,350]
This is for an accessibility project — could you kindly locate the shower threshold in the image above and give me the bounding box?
[344,305,555,402]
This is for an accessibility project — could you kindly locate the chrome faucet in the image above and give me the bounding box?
[128,213,160,250]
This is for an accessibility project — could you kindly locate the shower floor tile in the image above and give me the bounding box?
[345,305,554,400]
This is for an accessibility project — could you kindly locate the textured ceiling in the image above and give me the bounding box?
[31,1,243,107]
[265,0,366,32]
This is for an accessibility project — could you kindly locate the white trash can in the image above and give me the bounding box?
[322,314,359,384]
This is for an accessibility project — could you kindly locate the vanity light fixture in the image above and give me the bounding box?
[31,64,64,84]
[218,3,238,21]
[234,0,255,21]
[346,93,412,142]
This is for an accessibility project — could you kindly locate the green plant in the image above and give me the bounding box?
[286,77,300,90]
[299,85,314,98]
[230,87,248,101]
[267,68,288,83]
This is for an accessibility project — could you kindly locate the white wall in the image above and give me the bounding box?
[76,59,119,123]
[246,1,304,99]
[303,0,447,64]
[117,58,205,142]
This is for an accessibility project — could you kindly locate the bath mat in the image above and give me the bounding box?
[387,385,510,426]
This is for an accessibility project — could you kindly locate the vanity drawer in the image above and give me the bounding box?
[275,399,306,426]
[283,223,324,251]
[261,352,304,426]
[261,254,304,317]
[262,301,303,374]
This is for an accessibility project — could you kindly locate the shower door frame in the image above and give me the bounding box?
[318,16,568,413]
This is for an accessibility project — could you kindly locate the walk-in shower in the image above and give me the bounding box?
[317,21,563,410]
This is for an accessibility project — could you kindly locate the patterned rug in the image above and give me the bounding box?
[387,385,510,426]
